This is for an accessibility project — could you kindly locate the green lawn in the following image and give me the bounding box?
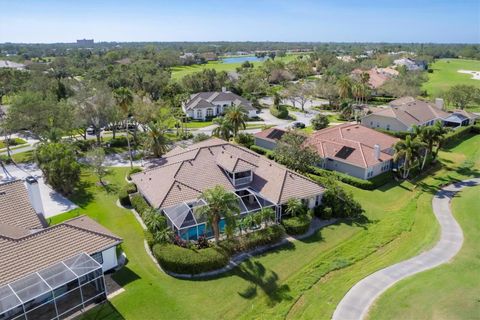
[184,120,213,129]
[423,59,480,111]
[367,184,480,320]
[0,138,27,149]
[71,134,480,320]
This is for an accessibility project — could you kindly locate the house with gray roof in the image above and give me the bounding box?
[183,89,257,120]
[131,138,324,241]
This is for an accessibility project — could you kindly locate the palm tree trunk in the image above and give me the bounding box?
[421,149,428,170]
[212,216,220,242]
[125,118,133,169]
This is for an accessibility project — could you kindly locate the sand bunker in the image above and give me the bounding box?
[458,69,480,80]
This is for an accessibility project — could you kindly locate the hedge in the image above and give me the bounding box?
[118,189,131,207]
[153,244,230,274]
[443,125,476,147]
[282,215,311,235]
[220,224,286,254]
[127,167,142,180]
[108,137,129,147]
[308,166,393,190]
[249,145,274,159]
[124,182,137,194]
[130,193,151,217]
[145,230,155,248]
[375,128,410,139]
[270,105,289,119]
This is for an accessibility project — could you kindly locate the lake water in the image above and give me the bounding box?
[221,56,267,64]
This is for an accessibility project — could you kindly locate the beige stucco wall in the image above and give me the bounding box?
[361,114,408,132]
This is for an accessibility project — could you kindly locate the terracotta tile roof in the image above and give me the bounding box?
[0,217,122,286]
[254,127,287,142]
[132,138,324,208]
[351,67,396,89]
[305,123,399,168]
[0,180,44,233]
[367,97,450,127]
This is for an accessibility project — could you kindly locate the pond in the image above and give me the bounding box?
[221,55,267,64]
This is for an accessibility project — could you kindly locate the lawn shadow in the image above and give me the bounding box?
[70,179,94,208]
[235,259,292,306]
[111,265,141,287]
[79,300,125,320]
[338,214,375,230]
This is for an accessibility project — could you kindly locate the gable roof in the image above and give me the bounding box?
[0,180,122,286]
[254,127,287,142]
[305,123,399,169]
[132,138,324,208]
[184,91,254,111]
[366,97,450,127]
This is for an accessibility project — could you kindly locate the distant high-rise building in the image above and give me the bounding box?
[76,38,94,46]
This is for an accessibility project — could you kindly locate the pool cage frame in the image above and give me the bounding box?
[162,188,279,241]
[0,253,107,320]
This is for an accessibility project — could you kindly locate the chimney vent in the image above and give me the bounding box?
[373,144,381,160]
[221,86,227,93]
[25,176,44,215]
[435,98,444,110]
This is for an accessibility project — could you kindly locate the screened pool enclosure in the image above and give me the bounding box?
[0,253,107,320]
[163,188,277,240]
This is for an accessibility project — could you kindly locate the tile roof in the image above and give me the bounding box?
[254,127,287,142]
[132,138,324,208]
[184,91,254,111]
[366,97,450,127]
[305,123,399,168]
[0,180,122,286]
[352,68,392,89]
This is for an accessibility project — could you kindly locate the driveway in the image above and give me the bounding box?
[332,178,480,320]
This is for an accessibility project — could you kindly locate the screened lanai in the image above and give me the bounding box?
[162,188,276,240]
[0,253,107,320]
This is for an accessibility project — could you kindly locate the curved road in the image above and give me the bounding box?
[332,178,480,320]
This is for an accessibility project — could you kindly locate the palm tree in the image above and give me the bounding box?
[113,87,134,168]
[412,125,436,169]
[212,116,233,140]
[196,185,241,242]
[224,104,247,137]
[393,135,424,179]
[144,208,166,234]
[258,207,275,227]
[145,121,170,158]
[153,227,173,244]
[360,72,370,86]
[285,198,305,217]
[337,76,352,102]
[431,121,450,159]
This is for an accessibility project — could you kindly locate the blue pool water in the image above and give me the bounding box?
[221,56,267,64]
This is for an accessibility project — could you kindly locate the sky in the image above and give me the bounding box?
[0,0,479,43]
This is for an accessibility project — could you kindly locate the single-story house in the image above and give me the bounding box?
[183,89,257,120]
[304,123,399,180]
[0,178,122,320]
[254,127,287,150]
[131,138,325,241]
[351,67,398,89]
[443,109,478,127]
[361,97,450,132]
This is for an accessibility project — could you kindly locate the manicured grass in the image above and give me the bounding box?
[183,120,213,128]
[0,138,27,149]
[11,150,34,163]
[368,184,480,320]
[423,59,480,108]
[74,134,480,320]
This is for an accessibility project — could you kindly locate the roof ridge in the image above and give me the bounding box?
[63,216,123,241]
[277,170,288,204]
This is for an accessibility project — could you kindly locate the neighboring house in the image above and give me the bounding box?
[0,60,25,70]
[254,127,287,150]
[443,109,478,127]
[361,97,450,132]
[183,89,257,120]
[0,178,122,320]
[351,67,398,89]
[304,123,399,180]
[393,58,427,71]
[131,138,325,241]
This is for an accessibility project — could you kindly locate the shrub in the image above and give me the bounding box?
[249,145,274,159]
[118,189,131,207]
[108,137,129,147]
[282,215,311,235]
[443,125,474,147]
[130,194,151,217]
[270,105,289,119]
[234,133,255,148]
[127,167,142,180]
[311,114,329,130]
[320,184,364,218]
[145,230,155,248]
[220,224,285,253]
[308,166,392,190]
[124,182,137,194]
[74,139,96,152]
[153,244,229,274]
[193,133,210,143]
[375,128,410,139]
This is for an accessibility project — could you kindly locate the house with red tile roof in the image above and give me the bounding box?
[254,127,287,150]
[131,138,324,240]
[304,123,399,180]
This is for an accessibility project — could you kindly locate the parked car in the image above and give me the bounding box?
[86,127,96,135]
[290,121,306,129]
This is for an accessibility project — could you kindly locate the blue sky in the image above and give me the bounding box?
[0,0,479,43]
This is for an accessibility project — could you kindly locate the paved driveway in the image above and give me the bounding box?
[332,178,480,320]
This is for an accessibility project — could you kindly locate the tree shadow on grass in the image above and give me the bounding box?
[338,214,375,231]
[235,259,292,306]
[80,300,125,320]
[70,179,94,208]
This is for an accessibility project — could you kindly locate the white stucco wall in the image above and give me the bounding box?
[101,246,118,272]
[361,114,408,132]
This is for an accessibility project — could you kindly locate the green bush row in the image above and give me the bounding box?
[130,193,151,217]
[270,105,289,119]
[308,166,392,190]
[153,244,230,275]
[282,215,311,235]
[249,145,274,159]
[219,224,286,254]
[118,183,137,206]
[443,125,477,147]
[374,128,410,139]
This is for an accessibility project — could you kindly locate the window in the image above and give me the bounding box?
[386,124,390,131]
[370,121,373,126]
[206,108,213,117]
[91,252,103,265]
[196,110,202,118]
